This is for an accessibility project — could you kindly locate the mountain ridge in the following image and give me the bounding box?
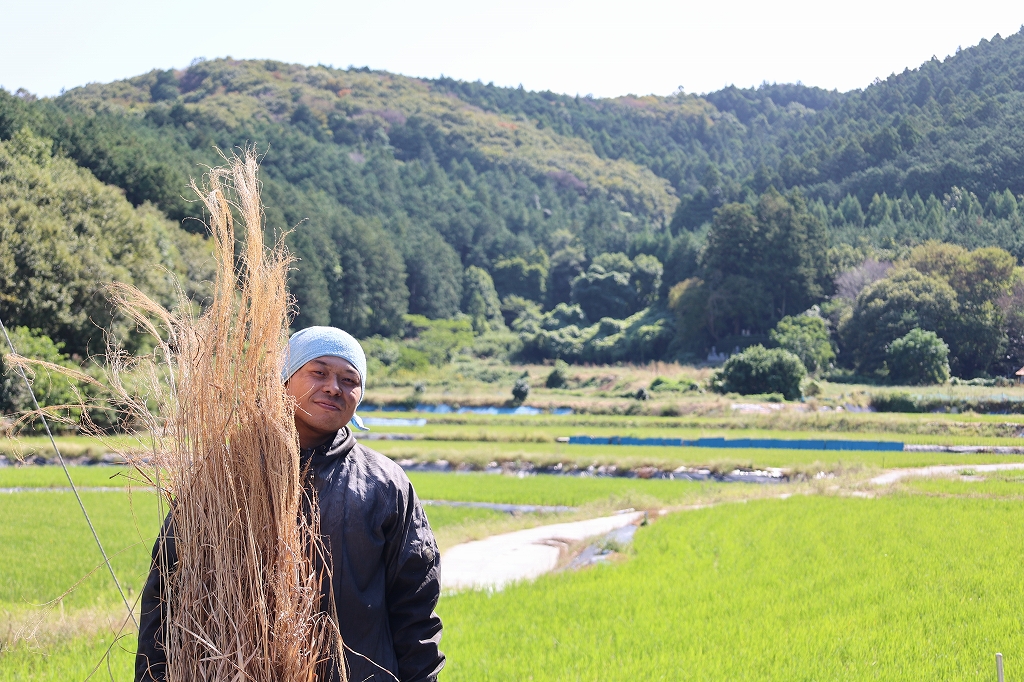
[3,31,1024,370]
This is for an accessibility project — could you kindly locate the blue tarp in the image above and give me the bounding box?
[567,436,904,451]
[362,404,570,415]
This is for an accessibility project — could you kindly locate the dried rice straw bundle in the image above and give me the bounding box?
[108,150,342,681]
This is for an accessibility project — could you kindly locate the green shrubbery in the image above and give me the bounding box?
[0,327,99,432]
[545,360,570,388]
[870,392,1024,414]
[649,376,700,393]
[885,328,950,386]
[0,128,210,356]
[711,345,807,400]
[511,376,530,403]
[517,305,675,364]
[770,313,834,375]
[569,252,662,321]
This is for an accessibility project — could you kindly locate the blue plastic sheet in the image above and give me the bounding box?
[567,436,904,451]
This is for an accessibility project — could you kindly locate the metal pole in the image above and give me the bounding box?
[0,316,138,629]
[997,653,1004,682]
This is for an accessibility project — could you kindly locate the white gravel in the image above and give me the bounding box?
[440,510,645,592]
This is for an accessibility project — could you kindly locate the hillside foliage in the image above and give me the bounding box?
[5,31,1024,383]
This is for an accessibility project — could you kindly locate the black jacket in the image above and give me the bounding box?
[135,428,445,682]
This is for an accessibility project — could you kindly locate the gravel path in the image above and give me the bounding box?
[440,510,645,592]
[870,462,1024,485]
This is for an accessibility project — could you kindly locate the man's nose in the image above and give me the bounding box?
[323,375,343,394]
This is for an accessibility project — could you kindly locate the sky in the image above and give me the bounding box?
[3,0,1024,99]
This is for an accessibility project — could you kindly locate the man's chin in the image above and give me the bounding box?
[297,411,350,440]
[313,417,349,434]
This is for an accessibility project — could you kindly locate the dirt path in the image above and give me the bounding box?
[870,462,1024,485]
[440,511,645,592]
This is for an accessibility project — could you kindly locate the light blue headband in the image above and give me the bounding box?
[285,326,369,431]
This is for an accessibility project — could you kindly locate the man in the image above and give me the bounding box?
[136,326,445,682]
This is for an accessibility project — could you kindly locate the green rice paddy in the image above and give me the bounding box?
[4,462,1024,680]
[440,493,1024,680]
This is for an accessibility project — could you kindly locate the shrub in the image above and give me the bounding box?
[469,331,522,360]
[871,392,920,413]
[362,336,431,373]
[461,266,505,332]
[403,315,474,366]
[546,360,570,388]
[885,328,950,386]
[512,376,531,403]
[0,327,96,431]
[711,345,806,401]
[650,376,700,392]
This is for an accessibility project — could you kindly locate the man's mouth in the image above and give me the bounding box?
[312,400,341,412]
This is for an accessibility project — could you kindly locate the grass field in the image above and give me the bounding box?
[0,470,540,681]
[409,471,728,507]
[8,464,690,680]
[902,470,1024,498]
[0,491,160,614]
[0,489,158,682]
[5,466,1024,679]
[8,406,1024,468]
[0,465,137,488]
[374,439,1024,473]
[439,492,1024,680]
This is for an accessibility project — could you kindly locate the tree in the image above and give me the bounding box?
[698,190,829,342]
[492,256,547,303]
[571,267,636,320]
[841,268,959,374]
[904,242,1013,376]
[997,270,1024,375]
[403,228,463,319]
[0,128,208,356]
[667,278,712,353]
[711,345,806,401]
[570,252,662,322]
[769,313,835,374]
[546,238,586,307]
[632,254,663,306]
[886,328,950,385]
[907,242,1015,307]
[461,266,504,333]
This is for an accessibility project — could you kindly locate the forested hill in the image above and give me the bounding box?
[4,29,1024,373]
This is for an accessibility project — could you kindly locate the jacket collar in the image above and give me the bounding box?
[300,427,356,463]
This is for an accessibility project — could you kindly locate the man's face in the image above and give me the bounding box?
[286,356,362,448]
